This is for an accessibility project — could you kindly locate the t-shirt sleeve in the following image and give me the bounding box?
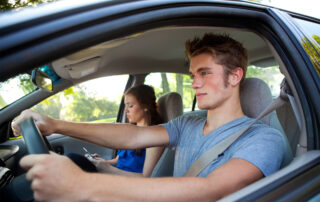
[232,127,286,176]
[160,116,185,147]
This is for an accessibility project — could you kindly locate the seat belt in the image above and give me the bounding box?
[184,79,290,177]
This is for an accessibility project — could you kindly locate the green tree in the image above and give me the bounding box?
[63,86,118,122]
[161,73,170,93]
[31,85,76,119]
[0,0,55,11]
[0,73,36,108]
[17,74,37,94]
[182,74,194,110]
[302,35,320,76]
[0,96,6,108]
[31,86,75,119]
[32,96,62,119]
[176,74,183,98]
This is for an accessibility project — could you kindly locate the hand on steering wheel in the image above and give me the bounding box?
[20,118,52,154]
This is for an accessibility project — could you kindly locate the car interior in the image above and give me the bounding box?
[0,25,307,199]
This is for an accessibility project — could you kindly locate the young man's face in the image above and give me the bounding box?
[189,53,233,110]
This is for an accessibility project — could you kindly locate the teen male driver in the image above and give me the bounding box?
[13,33,286,201]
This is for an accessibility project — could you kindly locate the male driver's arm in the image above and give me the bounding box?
[12,110,169,149]
[85,158,263,201]
[20,153,263,202]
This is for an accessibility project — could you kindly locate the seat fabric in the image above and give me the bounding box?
[151,92,183,177]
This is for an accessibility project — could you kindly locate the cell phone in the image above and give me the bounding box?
[83,147,94,159]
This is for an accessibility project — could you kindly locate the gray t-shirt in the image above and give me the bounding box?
[161,115,286,177]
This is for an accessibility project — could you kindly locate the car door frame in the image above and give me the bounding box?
[1,0,320,200]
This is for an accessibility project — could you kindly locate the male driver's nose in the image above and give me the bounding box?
[191,75,202,89]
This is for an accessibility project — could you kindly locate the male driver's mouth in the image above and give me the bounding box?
[196,93,207,99]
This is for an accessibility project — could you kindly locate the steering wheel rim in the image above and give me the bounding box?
[20,118,50,154]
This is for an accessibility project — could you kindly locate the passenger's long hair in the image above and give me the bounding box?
[125,84,162,126]
[125,84,162,155]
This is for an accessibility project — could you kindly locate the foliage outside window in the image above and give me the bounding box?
[31,75,128,123]
[294,18,320,76]
[0,0,56,11]
[0,74,37,109]
[145,73,195,112]
[246,65,284,97]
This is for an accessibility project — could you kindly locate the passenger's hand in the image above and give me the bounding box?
[86,156,114,173]
[11,109,56,136]
[84,153,101,159]
[20,152,89,201]
[91,153,101,158]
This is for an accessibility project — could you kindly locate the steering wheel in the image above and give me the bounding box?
[20,118,51,154]
[0,118,53,202]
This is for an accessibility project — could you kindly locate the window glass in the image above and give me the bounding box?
[246,65,284,98]
[294,18,320,38]
[0,74,37,110]
[145,73,195,112]
[293,18,320,75]
[31,75,129,123]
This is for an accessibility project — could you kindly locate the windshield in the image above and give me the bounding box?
[0,73,37,110]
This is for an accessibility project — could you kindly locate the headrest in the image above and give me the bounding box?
[184,78,274,124]
[157,92,183,122]
[240,77,273,124]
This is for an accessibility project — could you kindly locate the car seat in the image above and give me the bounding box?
[276,102,300,156]
[240,78,293,167]
[151,92,183,177]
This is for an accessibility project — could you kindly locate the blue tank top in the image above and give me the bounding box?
[116,149,146,173]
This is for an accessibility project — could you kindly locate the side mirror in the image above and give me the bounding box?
[31,69,53,92]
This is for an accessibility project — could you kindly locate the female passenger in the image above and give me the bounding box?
[87,84,164,177]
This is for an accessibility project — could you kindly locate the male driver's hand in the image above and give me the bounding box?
[11,110,56,136]
[20,152,89,201]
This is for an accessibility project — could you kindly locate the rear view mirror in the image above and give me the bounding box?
[31,69,53,92]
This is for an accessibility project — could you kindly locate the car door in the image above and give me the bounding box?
[221,8,320,201]
[0,0,320,201]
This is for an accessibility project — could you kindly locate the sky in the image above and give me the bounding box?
[259,0,320,19]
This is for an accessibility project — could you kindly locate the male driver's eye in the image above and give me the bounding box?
[201,71,209,76]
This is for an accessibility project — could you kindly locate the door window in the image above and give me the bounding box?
[293,18,320,75]
[31,75,129,123]
[145,73,195,112]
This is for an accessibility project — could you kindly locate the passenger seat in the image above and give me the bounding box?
[151,92,183,177]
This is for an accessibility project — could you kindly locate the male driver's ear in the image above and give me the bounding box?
[228,67,243,86]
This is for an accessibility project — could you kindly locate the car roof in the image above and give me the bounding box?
[51,26,275,83]
[0,0,315,83]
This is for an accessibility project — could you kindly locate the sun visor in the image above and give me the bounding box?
[64,57,100,79]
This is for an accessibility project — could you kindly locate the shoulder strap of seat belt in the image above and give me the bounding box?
[184,81,290,177]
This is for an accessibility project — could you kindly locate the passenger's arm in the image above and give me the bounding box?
[12,110,169,149]
[20,154,263,202]
[104,155,119,165]
[142,147,165,177]
[90,147,165,177]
